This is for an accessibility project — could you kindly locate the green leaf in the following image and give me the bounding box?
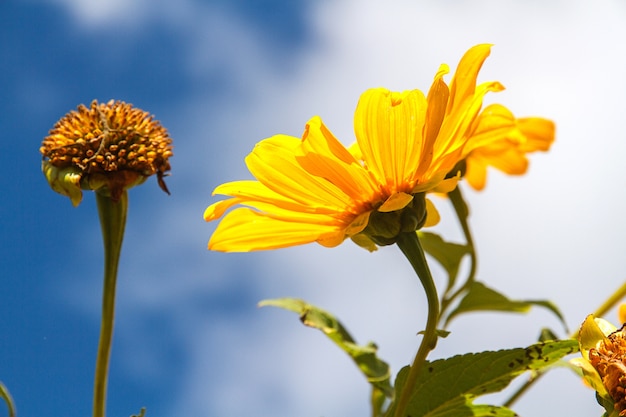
[259,297,393,414]
[418,231,470,295]
[0,382,16,417]
[538,327,559,342]
[387,339,578,417]
[444,281,568,332]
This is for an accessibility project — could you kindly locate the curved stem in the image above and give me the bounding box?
[440,186,477,321]
[439,188,476,316]
[93,190,128,417]
[503,280,626,408]
[393,232,439,417]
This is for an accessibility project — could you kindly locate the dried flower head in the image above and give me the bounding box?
[589,325,626,416]
[41,99,173,205]
[573,315,626,417]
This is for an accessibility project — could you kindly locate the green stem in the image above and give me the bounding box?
[503,280,626,408]
[589,281,626,324]
[93,191,128,417]
[0,382,16,417]
[440,186,477,321]
[393,232,439,417]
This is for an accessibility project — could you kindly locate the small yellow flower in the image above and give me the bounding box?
[459,99,555,191]
[572,315,626,417]
[205,44,507,252]
[41,100,173,206]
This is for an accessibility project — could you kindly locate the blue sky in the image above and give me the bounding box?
[2,1,626,416]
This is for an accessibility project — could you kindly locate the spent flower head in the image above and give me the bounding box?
[573,315,626,417]
[204,44,553,252]
[41,100,173,206]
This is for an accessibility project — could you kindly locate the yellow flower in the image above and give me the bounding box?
[204,44,506,252]
[459,99,555,191]
[572,315,626,417]
[41,100,173,206]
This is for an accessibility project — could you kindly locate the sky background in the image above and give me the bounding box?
[2,0,626,416]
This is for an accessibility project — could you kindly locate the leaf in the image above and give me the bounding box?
[538,327,559,342]
[0,382,16,417]
[259,298,393,415]
[444,282,568,332]
[418,231,470,295]
[387,339,578,417]
[418,329,451,338]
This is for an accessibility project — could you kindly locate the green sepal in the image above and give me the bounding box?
[386,339,578,417]
[597,391,620,417]
[42,160,84,206]
[259,297,393,413]
[0,382,16,417]
[444,281,568,332]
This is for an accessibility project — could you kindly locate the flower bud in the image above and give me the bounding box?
[357,193,428,246]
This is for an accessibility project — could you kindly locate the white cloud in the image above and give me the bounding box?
[58,0,626,416]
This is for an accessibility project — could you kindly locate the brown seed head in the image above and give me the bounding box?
[589,324,626,416]
[41,100,173,203]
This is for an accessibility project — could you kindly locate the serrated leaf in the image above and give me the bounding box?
[418,231,470,294]
[444,282,568,332]
[387,339,578,417]
[417,395,519,417]
[259,297,393,414]
[0,382,16,417]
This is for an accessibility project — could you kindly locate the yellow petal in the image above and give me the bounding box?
[464,104,517,154]
[345,210,371,235]
[517,117,555,152]
[204,197,242,221]
[474,143,529,175]
[378,192,413,212]
[432,175,459,193]
[354,88,427,192]
[448,44,493,112]
[578,315,615,355]
[423,198,440,227]
[245,134,352,210]
[208,207,341,252]
[416,64,450,179]
[213,180,340,215]
[463,155,489,191]
[297,116,377,202]
[570,357,609,397]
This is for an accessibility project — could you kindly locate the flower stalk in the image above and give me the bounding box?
[439,186,477,321]
[93,190,128,417]
[394,231,439,417]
